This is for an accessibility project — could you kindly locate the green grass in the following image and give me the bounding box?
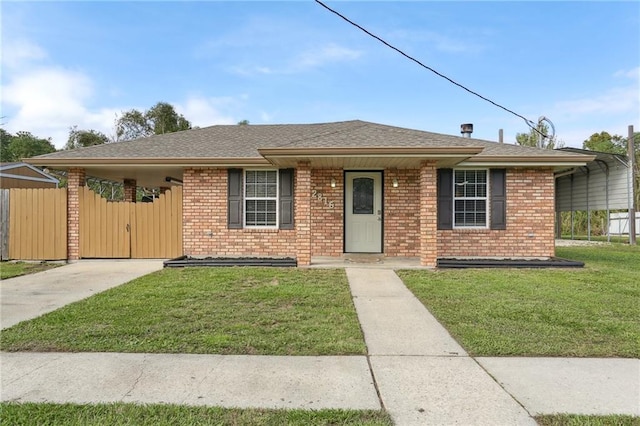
[0,402,393,426]
[0,267,366,355]
[0,261,62,280]
[536,414,639,426]
[398,245,640,357]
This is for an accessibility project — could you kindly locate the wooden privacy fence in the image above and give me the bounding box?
[5,188,68,260]
[80,186,183,259]
[2,186,183,261]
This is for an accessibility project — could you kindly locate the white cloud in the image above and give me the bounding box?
[293,44,363,69]
[2,65,119,148]
[1,39,47,70]
[554,86,639,117]
[230,43,363,76]
[260,111,275,123]
[1,37,245,147]
[613,67,640,80]
[229,65,274,76]
[175,95,238,128]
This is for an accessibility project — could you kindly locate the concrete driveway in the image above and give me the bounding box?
[1,260,163,329]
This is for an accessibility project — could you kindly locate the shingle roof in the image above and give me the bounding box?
[31,120,587,161]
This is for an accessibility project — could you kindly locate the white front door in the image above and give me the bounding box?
[345,172,382,253]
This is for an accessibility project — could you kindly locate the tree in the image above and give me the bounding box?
[65,126,110,150]
[515,123,562,149]
[146,102,191,135]
[582,131,627,155]
[115,102,191,142]
[0,130,56,161]
[115,109,152,142]
[237,119,250,125]
[0,128,13,162]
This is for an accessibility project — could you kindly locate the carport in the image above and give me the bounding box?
[555,147,636,243]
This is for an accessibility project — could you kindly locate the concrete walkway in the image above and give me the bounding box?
[1,352,379,409]
[1,260,163,329]
[1,264,638,424]
[347,268,536,425]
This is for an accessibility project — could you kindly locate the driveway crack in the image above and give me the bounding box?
[123,355,147,400]
[3,353,64,386]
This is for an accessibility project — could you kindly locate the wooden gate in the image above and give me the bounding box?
[80,186,182,259]
[7,188,68,260]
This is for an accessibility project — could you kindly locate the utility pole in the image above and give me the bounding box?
[628,125,636,245]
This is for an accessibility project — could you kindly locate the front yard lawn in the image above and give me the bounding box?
[0,261,62,280]
[398,245,640,357]
[0,402,393,426]
[536,414,638,426]
[0,267,366,355]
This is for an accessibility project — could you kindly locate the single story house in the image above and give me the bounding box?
[28,120,594,266]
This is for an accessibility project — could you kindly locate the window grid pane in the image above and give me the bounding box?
[245,170,278,227]
[453,170,488,227]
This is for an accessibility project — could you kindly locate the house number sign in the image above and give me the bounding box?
[311,189,335,209]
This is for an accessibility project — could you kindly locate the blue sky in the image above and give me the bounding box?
[2,1,638,149]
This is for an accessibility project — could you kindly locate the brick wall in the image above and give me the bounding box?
[123,179,136,202]
[182,168,296,258]
[310,169,344,256]
[384,169,420,256]
[67,168,85,260]
[295,163,312,265]
[419,162,438,266]
[181,166,555,263]
[437,167,556,258]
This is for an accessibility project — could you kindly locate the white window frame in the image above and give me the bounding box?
[243,169,279,229]
[452,168,490,229]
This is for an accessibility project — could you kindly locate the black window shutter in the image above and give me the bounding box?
[279,169,294,229]
[228,169,243,229]
[490,169,506,230]
[437,168,453,230]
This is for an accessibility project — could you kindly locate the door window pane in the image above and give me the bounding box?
[353,177,374,214]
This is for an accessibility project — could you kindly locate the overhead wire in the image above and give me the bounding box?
[314,0,550,140]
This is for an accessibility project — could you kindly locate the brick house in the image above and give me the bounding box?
[28,120,594,266]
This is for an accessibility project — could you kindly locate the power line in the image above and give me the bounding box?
[315,0,549,140]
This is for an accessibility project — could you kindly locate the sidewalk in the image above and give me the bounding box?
[1,352,378,410]
[2,265,638,425]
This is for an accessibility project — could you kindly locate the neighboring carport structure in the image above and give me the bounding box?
[0,162,59,189]
[555,148,635,243]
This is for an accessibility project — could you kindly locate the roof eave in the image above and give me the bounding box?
[25,157,271,168]
[458,154,596,171]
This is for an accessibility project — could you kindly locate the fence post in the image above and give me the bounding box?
[0,189,8,260]
[628,125,636,245]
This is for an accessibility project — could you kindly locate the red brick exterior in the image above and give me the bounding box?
[310,169,344,257]
[182,168,296,258]
[437,168,556,258]
[384,169,420,257]
[67,168,85,260]
[123,179,137,202]
[295,163,312,265]
[177,165,556,264]
[419,162,438,266]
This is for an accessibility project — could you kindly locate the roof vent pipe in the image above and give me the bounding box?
[460,123,473,138]
[499,128,504,144]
